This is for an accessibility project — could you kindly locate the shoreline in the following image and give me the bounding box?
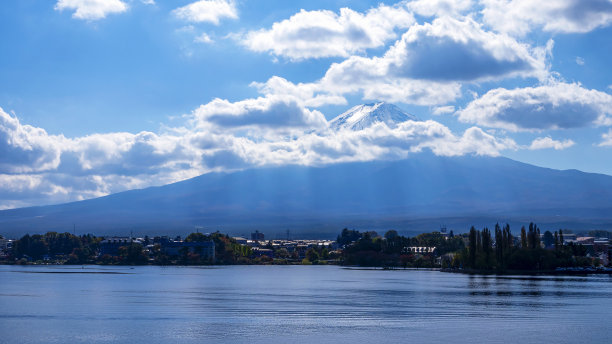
[3,263,612,277]
[440,267,612,276]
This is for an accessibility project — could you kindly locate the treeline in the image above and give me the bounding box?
[4,231,334,265]
[457,223,593,271]
[6,231,258,265]
[338,228,464,267]
[12,232,101,264]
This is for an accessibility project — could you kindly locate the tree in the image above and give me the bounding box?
[468,226,477,268]
[305,248,320,264]
[481,227,492,269]
[384,230,398,240]
[337,228,361,245]
[185,232,208,242]
[495,223,503,268]
[521,226,527,249]
[543,231,554,248]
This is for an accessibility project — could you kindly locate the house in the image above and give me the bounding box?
[593,238,610,266]
[233,237,248,245]
[162,240,215,261]
[251,230,265,241]
[403,246,436,254]
[99,237,137,256]
[253,247,273,258]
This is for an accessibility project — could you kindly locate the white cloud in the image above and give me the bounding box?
[192,96,328,131]
[0,108,65,173]
[529,137,575,150]
[266,16,549,106]
[55,0,128,20]
[172,0,237,25]
[482,0,612,36]
[242,4,414,60]
[245,15,552,107]
[0,103,518,208]
[432,106,455,115]
[457,82,612,131]
[251,77,347,108]
[194,33,214,43]
[383,16,550,82]
[599,129,612,147]
[407,0,474,17]
[576,56,585,66]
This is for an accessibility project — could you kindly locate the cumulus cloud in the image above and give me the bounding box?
[576,57,585,66]
[0,109,64,173]
[599,129,612,147]
[407,0,474,17]
[384,16,550,82]
[55,0,128,20]
[172,0,237,24]
[482,0,612,36]
[529,137,575,150]
[192,96,328,131]
[250,77,347,108]
[258,16,550,107]
[242,4,414,60]
[0,103,519,208]
[457,82,612,131]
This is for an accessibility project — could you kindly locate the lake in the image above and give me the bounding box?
[1,265,611,343]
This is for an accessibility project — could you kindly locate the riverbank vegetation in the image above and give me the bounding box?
[1,225,610,272]
[454,224,597,272]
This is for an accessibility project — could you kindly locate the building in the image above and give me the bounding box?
[593,238,610,266]
[232,237,248,245]
[404,246,436,254]
[251,230,265,241]
[561,233,578,244]
[162,241,215,261]
[0,237,7,252]
[252,247,273,258]
[99,237,137,256]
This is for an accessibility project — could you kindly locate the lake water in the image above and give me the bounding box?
[1,265,611,344]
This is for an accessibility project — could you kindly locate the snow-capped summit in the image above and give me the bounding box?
[329,102,419,131]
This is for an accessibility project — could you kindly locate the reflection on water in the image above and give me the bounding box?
[1,265,611,344]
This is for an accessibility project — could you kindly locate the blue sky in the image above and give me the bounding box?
[1,0,612,208]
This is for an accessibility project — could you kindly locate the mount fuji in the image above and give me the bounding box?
[1,103,612,238]
[329,102,419,131]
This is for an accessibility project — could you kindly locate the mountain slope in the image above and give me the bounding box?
[329,102,419,131]
[1,153,612,238]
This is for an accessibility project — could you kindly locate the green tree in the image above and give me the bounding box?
[543,231,554,248]
[468,226,477,268]
[305,248,320,264]
[520,226,527,249]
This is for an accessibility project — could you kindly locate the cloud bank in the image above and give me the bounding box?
[242,4,414,60]
[482,0,612,36]
[0,104,518,208]
[457,82,612,131]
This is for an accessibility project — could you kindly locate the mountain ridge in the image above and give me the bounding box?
[1,153,611,238]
